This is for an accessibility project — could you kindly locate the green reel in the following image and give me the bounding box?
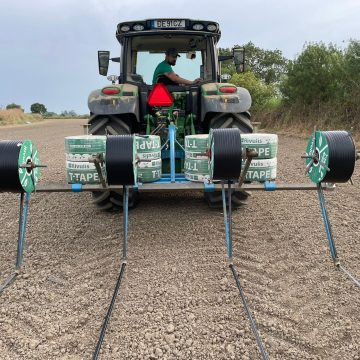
[305,131,356,184]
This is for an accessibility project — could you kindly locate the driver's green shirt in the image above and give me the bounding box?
[152,60,174,84]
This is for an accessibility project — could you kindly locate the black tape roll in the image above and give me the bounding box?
[106,135,135,185]
[323,131,356,183]
[0,140,23,191]
[212,128,242,181]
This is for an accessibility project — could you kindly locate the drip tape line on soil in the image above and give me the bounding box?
[230,263,269,360]
[223,181,268,359]
[338,264,360,288]
[93,261,127,360]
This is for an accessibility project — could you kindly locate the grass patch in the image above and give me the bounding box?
[253,102,360,144]
[0,109,43,126]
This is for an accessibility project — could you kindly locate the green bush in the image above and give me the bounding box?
[342,39,360,106]
[6,103,23,111]
[280,42,344,104]
[231,72,278,110]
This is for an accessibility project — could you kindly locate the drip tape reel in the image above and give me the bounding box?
[0,140,40,193]
[210,128,242,181]
[105,135,137,186]
[305,131,356,183]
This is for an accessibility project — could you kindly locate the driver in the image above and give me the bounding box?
[152,48,202,85]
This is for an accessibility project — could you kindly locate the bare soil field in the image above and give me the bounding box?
[0,119,359,359]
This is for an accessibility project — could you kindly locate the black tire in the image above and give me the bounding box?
[205,112,253,209]
[89,114,138,211]
[204,189,251,208]
[89,114,131,135]
[91,189,138,211]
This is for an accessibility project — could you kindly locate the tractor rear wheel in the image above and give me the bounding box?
[88,114,138,211]
[205,112,253,209]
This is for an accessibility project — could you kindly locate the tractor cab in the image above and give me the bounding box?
[102,19,222,84]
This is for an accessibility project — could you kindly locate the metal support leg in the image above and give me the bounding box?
[122,186,129,260]
[317,184,360,288]
[221,182,232,260]
[0,192,31,294]
[16,192,31,268]
[169,124,176,183]
[317,184,338,263]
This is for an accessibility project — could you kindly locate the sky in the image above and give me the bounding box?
[0,0,359,114]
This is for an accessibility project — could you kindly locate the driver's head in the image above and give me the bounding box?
[165,48,180,65]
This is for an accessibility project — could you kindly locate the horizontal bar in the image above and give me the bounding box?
[31,182,332,193]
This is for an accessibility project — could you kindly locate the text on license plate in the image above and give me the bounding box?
[154,19,185,28]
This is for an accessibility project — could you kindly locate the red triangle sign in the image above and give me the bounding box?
[147,83,174,107]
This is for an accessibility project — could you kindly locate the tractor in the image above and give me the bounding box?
[88,18,253,210]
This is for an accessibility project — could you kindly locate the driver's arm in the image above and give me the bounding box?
[164,72,198,85]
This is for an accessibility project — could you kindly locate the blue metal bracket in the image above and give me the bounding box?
[204,182,215,193]
[132,184,139,192]
[0,192,31,293]
[71,183,83,192]
[264,181,277,191]
[168,124,176,183]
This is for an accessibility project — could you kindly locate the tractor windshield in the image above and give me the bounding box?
[125,34,215,84]
[136,51,202,84]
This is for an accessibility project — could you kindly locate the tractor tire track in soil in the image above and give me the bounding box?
[0,119,359,359]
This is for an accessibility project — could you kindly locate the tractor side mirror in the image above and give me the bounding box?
[233,47,245,73]
[98,51,110,76]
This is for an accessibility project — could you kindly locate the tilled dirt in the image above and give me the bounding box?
[0,119,359,360]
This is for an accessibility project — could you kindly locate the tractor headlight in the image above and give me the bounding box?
[207,24,217,31]
[120,25,131,32]
[133,24,145,31]
[192,23,204,31]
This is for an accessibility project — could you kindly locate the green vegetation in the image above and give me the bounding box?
[0,103,89,125]
[6,103,23,111]
[230,71,277,110]
[221,39,360,140]
[0,109,42,126]
[31,103,47,114]
[220,42,288,83]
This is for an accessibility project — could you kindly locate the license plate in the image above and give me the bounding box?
[153,19,185,29]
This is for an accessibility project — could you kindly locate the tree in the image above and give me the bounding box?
[6,103,23,111]
[219,42,288,84]
[61,110,77,117]
[30,103,47,114]
[342,40,360,101]
[280,42,344,104]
